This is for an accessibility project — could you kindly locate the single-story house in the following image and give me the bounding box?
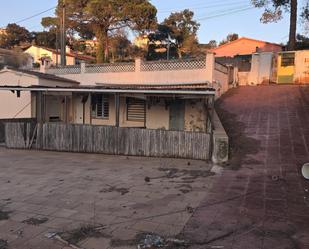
[0,54,230,162]
[24,45,95,66]
[211,37,283,57]
[0,70,214,132]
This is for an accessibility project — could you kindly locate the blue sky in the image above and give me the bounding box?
[0,0,300,44]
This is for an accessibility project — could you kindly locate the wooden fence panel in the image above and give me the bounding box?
[5,123,211,160]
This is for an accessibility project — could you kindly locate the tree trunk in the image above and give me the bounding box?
[96,29,109,63]
[104,38,109,62]
[177,47,182,59]
[288,0,297,51]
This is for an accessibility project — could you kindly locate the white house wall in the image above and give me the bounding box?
[0,71,38,119]
[0,91,32,118]
[146,100,169,130]
[248,52,273,85]
[294,50,309,84]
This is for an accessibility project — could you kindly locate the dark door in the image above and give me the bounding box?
[169,100,185,131]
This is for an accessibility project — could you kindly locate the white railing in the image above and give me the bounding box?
[47,65,81,75]
[85,62,135,73]
[45,58,207,75]
[141,59,206,71]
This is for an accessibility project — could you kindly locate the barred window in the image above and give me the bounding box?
[126,98,146,122]
[91,94,109,119]
[281,53,295,67]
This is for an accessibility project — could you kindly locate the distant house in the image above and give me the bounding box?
[78,39,99,54]
[24,45,95,66]
[0,28,7,36]
[134,35,150,49]
[211,37,283,57]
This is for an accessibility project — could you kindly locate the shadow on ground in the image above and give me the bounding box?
[215,88,261,170]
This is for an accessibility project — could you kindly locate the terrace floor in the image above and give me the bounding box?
[0,148,216,249]
[1,85,309,249]
[184,85,309,249]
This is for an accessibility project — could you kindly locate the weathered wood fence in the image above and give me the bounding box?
[0,119,36,143]
[5,123,211,160]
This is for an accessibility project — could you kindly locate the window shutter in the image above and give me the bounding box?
[127,98,146,122]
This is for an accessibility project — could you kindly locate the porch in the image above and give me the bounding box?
[27,83,216,133]
[1,83,228,162]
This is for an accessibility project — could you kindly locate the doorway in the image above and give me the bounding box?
[169,99,185,131]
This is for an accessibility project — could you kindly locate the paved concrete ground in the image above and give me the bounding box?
[1,85,309,249]
[183,85,309,249]
[0,148,215,249]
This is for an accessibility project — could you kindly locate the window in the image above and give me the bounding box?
[281,53,295,67]
[126,97,146,122]
[91,94,109,119]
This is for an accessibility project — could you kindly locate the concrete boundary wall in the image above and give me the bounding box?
[45,55,215,86]
[211,110,229,164]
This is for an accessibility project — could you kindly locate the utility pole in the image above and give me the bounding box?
[167,33,171,60]
[56,27,59,67]
[60,0,66,66]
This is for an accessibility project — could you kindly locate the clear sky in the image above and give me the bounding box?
[0,0,301,44]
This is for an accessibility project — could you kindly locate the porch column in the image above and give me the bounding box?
[64,96,68,123]
[115,93,120,127]
[36,92,45,123]
[205,52,215,84]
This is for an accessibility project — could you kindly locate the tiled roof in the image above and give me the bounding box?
[95,82,214,91]
[211,37,283,51]
[8,67,80,84]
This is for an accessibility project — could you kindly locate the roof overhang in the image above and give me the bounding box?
[0,86,215,96]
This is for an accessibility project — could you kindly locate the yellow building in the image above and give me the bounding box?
[0,28,7,36]
[134,35,149,49]
[24,45,95,66]
[277,50,309,84]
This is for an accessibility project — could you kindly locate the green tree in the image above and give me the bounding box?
[146,29,178,60]
[162,9,200,58]
[49,0,157,63]
[41,17,59,32]
[251,0,306,50]
[295,34,309,49]
[110,34,132,62]
[207,40,217,48]
[32,31,57,49]
[219,33,239,46]
[0,23,32,49]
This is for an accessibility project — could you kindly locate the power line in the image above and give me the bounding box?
[158,0,249,13]
[196,6,255,21]
[196,4,252,17]
[15,6,56,24]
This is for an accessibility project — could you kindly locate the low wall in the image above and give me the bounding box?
[211,110,229,164]
[5,123,211,160]
[45,56,215,86]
